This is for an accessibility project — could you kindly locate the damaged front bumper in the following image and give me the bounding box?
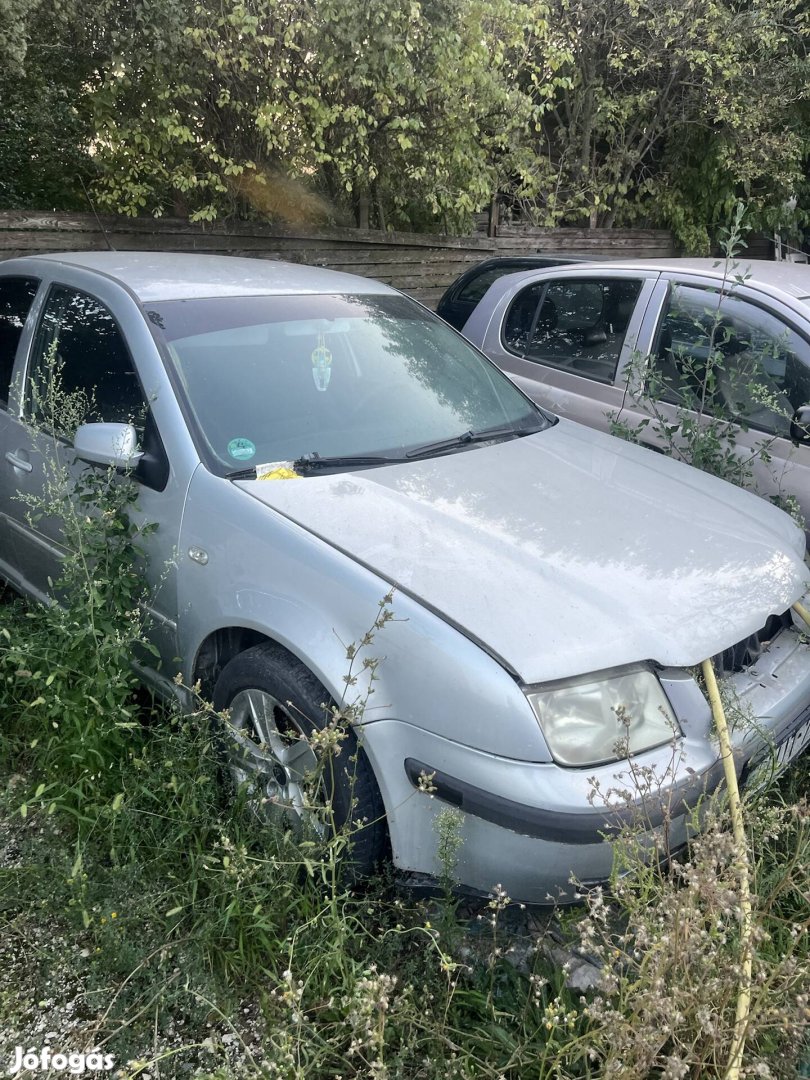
[369,619,810,904]
[726,613,810,785]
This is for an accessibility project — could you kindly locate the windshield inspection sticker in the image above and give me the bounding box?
[227,437,256,461]
[311,332,332,391]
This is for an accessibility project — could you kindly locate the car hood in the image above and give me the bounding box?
[237,420,807,684]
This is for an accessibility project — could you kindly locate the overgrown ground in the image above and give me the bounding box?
[0,632,582,1077]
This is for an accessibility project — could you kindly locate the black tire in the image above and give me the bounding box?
[212,641,387,879]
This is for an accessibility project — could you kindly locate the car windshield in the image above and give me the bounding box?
[147,292,548,472]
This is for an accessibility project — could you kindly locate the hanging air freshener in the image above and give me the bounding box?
[311,331,332,391]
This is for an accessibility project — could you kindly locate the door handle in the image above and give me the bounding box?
[5,451,33,473]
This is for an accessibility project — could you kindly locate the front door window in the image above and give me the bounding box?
[653,285,810,437]
[27,285,147,438]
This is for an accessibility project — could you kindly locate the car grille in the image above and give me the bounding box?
[712,609,793,675]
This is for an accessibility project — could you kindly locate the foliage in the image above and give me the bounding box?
[0,0,38,73]
[0,0,104,210]
[89,0,553,230]
[2,0,808,242]
[0,360,152,818]
[645,3,810,254]
[0,73,93,210]
[555,791,810,1077]
[506,0,810,250]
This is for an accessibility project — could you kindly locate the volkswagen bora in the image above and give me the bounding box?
[1,252,810,902]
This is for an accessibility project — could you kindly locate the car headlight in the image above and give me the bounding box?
[525,666,680,767]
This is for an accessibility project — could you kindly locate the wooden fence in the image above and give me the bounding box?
[0,212,676,308]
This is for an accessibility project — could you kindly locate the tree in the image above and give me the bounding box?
[2,0,807,243]
[507,0,809,251]
[0,0,108,210]
[0,0,40,74]
[89,0,556,230]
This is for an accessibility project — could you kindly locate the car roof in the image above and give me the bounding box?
[469,255,592,266]
[18,252,396,303]
[449,255,591,282]
[557,257,810,302]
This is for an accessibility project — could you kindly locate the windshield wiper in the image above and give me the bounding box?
[405,421,543,460]
[293,452,404,472]
[226,421,542,478]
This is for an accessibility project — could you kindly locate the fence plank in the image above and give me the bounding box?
[0,211,677,306]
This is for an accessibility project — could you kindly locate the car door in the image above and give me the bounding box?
[628,277,810,525]
[481,271,658,429]
[4,280,180,668]
[0,274,43,585]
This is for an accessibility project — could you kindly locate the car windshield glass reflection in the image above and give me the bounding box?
[148,293,547,471]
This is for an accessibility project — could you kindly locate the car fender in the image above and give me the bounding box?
[177,466,550,762]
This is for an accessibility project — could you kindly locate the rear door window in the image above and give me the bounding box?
[503,278,643,384]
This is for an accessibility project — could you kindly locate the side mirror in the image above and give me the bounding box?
[73,422,144,470]
[790,405,810,446]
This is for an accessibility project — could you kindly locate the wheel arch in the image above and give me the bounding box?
[193,625,317,701]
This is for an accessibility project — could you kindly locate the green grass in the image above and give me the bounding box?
[0,712,579,1078]
[0,567,578,1078]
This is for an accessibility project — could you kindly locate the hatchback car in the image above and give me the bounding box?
[463,258,810,530]
[435,256,588,330]
[2,252,810,903]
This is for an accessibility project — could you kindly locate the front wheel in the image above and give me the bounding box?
[212,642,387,878]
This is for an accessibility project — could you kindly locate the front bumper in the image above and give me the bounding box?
[403,754,726,846]
[361,625,810,904]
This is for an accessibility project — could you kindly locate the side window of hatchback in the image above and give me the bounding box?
[653,285,810,437]
[0,276,40,406]
[503,278,643,384]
